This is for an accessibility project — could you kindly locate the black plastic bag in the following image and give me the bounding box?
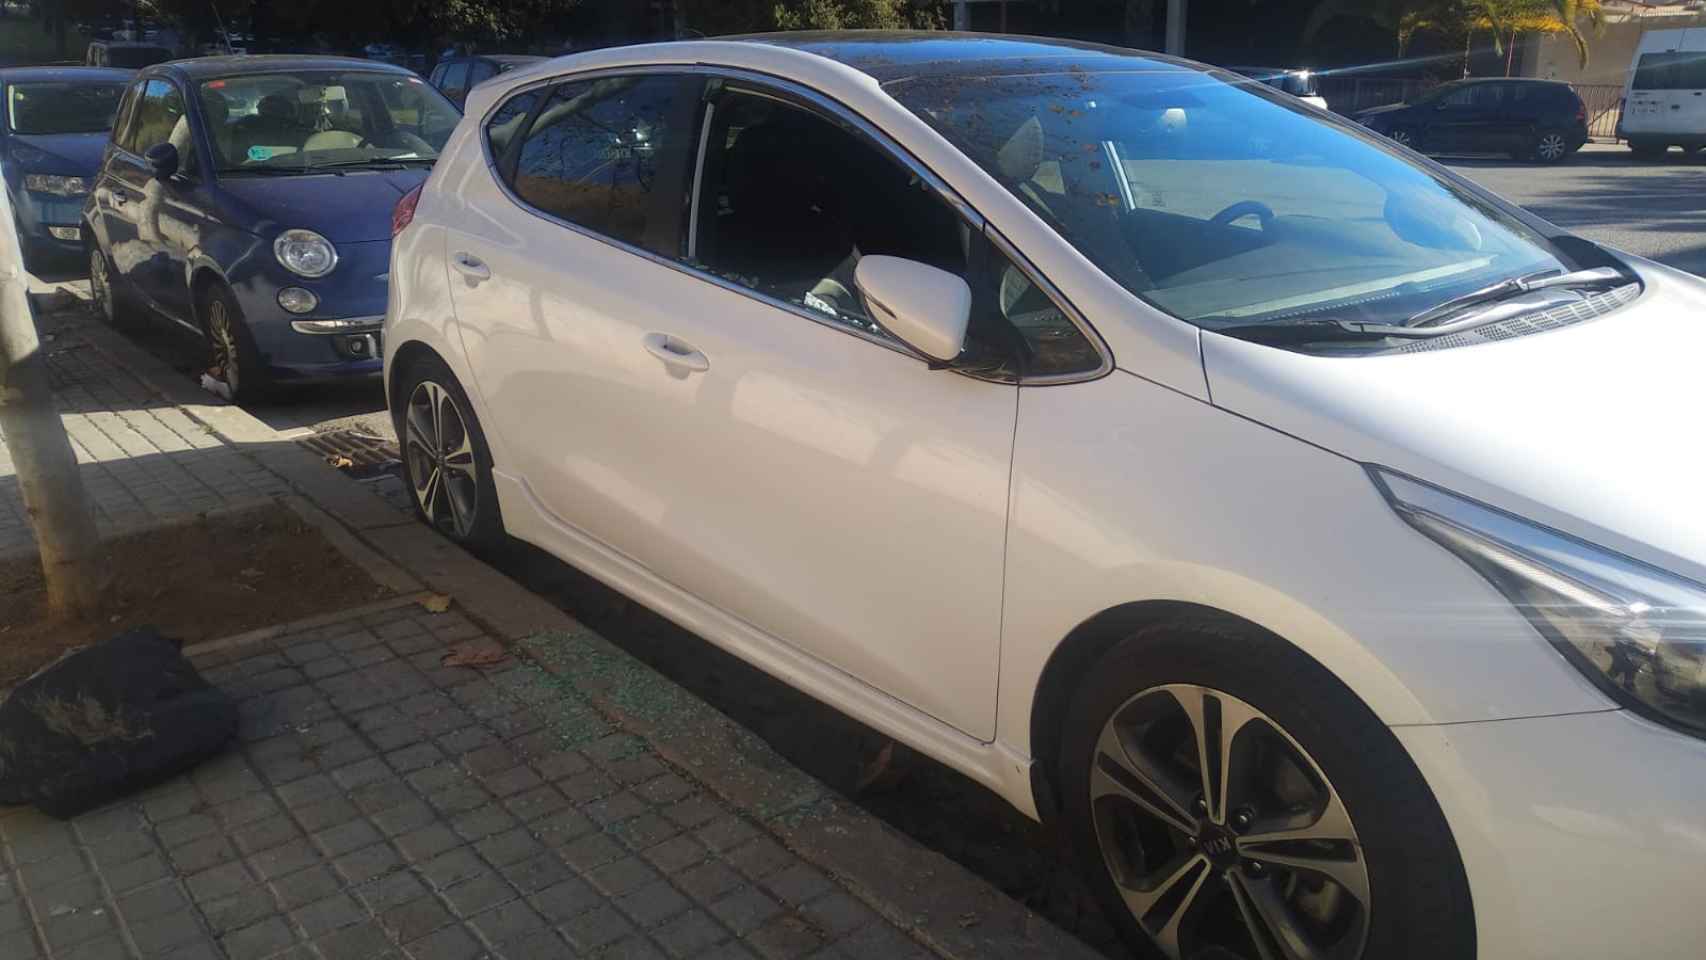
[0,627,237,818]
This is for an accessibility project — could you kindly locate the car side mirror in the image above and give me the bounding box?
[144,142,179,180]
[852,255,971,363]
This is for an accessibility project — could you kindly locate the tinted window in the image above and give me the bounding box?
[439,62,469,93]
[469,61,498,86]
[1633,52,1706,90]
[694,88,1098,378]
[486,86,542,163]
[1441,83,1501,109]
[508,75,701,253]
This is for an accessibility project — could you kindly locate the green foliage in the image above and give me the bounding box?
[682,0,943,36]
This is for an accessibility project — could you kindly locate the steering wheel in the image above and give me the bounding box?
[1210,200,1276,231]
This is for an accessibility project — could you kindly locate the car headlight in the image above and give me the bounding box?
[23,174,89,197]
[274,229,338,278]
[1374,468,1706,735]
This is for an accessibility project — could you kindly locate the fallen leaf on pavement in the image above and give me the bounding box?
[419,594,453,614]
[441,639,509,668]
[327,455,355,469]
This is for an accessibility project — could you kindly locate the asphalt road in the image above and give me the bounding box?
[1444,142,1706,276]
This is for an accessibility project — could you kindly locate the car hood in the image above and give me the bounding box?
[7,132,109,176]
[216,167,428,243]
[1354,102,1410,120]
[1201,257,1706,584]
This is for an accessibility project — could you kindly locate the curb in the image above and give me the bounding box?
[55,299,1098,959]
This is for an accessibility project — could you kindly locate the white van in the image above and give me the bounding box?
[1620,27,1706,157]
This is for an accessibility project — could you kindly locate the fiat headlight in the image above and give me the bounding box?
[23,174,89,197]
[1374,468,1706,736]
[274,229,338,278]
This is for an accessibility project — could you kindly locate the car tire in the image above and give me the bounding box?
[198,282,271,403]
[1629,140,1666,160]
[87,242,138,331]
[394,354,505,550]
[1058,615,1476,960]
[1532,129,1572,163]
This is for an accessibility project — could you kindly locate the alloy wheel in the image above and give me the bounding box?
[89,249,112,322]
[1389,129,1412,148]
[206,298,242,395]
[405,380,480,539]
[1537,133,1567,162]
[1089,684,1370,960]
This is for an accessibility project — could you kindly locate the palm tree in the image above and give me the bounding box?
[1542,0,1606,69]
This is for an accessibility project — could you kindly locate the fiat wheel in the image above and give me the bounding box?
[199,283,269,402]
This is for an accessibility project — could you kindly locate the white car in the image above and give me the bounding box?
[384,34,1706,960]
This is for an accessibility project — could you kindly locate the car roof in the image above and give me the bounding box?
[150,54,417,80]
[0,66,134,83]
[446,54,543,66]
[730,30,1201,85]
[91,40,173,49]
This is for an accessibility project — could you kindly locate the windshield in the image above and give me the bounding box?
[6,81,126,135]
[199,70,461,174]
[889,67,1572,333]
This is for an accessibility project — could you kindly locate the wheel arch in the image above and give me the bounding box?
[1026,600,1347,825]
[387,339,450,419]
[188,264,228,327]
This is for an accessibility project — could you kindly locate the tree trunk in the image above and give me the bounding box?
[0,197,105,619]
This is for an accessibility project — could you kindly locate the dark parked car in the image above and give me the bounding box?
[85,40,174,69]
[83,55,462,399]
[427,55,543,108]
[1354,78,1588,163]
[1,67,131,270]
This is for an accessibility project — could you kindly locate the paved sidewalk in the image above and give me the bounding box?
[0,303,287,557]
[2,598,935,960]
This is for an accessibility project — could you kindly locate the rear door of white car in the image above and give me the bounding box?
[443,69,1026,740]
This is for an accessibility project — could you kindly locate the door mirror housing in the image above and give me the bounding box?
[144,142,179,180]
[852,255,971,363]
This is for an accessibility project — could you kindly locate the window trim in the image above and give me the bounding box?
[477,63,1113,385]
[118,76,202,182]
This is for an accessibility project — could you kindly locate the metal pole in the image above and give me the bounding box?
[0,169,105,618]
[1166,0,1187,56]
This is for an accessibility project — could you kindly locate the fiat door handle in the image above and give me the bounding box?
[450,252,490,282]
[642,333,709,373]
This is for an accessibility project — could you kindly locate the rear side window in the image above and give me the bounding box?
[439,62,469,94]
[485,86,542,164]
[111,79,148,151]
[504,75,702,255]
[1633,52,1706,90]
[469,61,498,86]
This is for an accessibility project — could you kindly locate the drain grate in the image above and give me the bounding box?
[297,429,401,481]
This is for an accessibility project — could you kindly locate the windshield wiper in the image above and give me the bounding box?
[1404,266,1624,328]
[308,156,434,170]
[1208,265,1629,346]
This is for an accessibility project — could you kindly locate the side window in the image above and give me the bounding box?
[129,79,196,177]
[112,79,148,152]
[440,62,469,97]
[692,87,1101,378]
[1439,86,1476,109]
[469,61,498,87]
[1472,84,1504,110]
[429,64,446,86]
[485,86,543,166]
[506,75,702,254]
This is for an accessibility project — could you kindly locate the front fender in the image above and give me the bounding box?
[995,370,1609,761]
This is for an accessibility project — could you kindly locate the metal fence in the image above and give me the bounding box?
[1573,83,1625,140]
[1317,77,1627,140]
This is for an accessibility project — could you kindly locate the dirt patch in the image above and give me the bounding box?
[0,503,390,686]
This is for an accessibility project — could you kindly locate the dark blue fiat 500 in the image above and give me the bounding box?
[83,56,462,400]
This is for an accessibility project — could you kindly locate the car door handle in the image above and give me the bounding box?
[642,333,710,373]
[450,252,490,282]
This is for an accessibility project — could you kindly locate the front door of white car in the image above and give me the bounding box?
[444,72,1017,740]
